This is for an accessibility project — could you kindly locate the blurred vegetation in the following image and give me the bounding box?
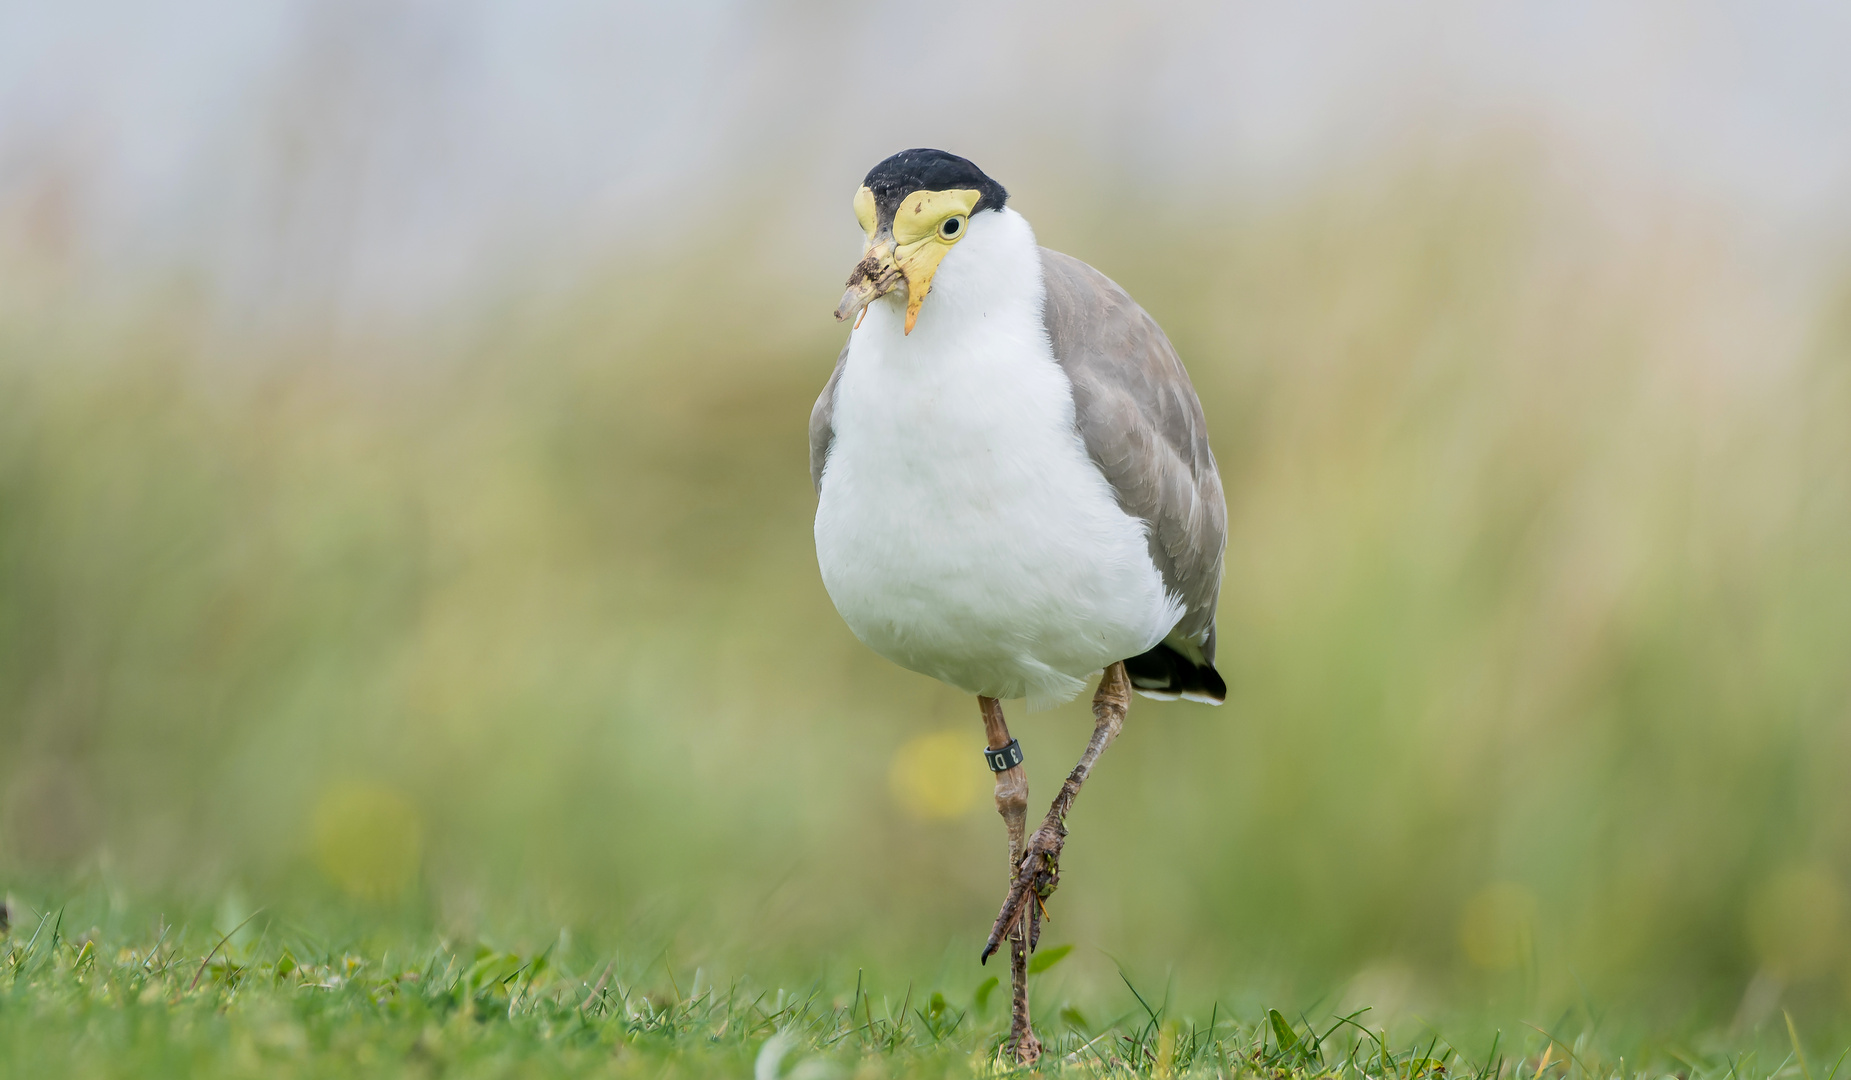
[3,148,1851,1040]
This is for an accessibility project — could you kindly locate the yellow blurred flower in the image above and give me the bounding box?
[311,782,423,901]
[888,731,984,820]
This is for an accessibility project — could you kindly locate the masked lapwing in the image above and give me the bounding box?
[810,148,1226,1064]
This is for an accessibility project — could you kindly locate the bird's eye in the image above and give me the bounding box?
[939,215,965,240]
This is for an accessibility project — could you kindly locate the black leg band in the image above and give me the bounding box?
[983,739,1023,772]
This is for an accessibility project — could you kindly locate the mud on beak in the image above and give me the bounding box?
[834,236,902,327]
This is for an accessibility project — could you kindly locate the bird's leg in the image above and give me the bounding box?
[981,695,1041,1066]
[981,661,1131,966]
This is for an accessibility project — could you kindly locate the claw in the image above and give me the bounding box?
[979,826,1066,963]
[979,887,1025,964]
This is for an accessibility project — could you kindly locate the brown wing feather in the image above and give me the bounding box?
[1038,247,1227,663]
[809,340,851,493]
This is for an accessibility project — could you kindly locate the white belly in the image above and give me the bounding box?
[814,301,1181,711]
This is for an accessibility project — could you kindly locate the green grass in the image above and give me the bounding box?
[4,892,1849,1079]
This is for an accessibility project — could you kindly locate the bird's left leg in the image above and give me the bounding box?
[981,695,1042,1065]
[980,661,1130,964]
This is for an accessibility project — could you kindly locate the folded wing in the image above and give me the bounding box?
[1039,247,1228,703]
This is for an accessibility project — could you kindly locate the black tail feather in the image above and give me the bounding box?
[1123,642,1226,704]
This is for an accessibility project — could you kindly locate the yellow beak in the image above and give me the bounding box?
[833,186,980,335]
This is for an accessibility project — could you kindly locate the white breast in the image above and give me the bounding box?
[813,209,1182,711]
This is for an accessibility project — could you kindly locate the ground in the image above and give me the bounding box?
[1,895,1841,1080]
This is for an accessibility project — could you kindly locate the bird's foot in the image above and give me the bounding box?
[981,820,1066,963]
[1007,1026,1043,1066]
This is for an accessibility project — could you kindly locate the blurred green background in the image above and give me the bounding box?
[4,0,1851,1036]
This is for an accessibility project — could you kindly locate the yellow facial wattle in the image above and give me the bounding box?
[835,185,982,334]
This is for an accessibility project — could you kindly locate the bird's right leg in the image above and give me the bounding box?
[981,695,1041,1066]
[982,662,1130,966]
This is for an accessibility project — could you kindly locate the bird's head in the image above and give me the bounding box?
[833,149,1008,334]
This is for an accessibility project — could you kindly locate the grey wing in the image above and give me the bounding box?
[809,340,851,493]
[1039,247,1227,663]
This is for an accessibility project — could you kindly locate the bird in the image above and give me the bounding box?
[809,148,1226,1064]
